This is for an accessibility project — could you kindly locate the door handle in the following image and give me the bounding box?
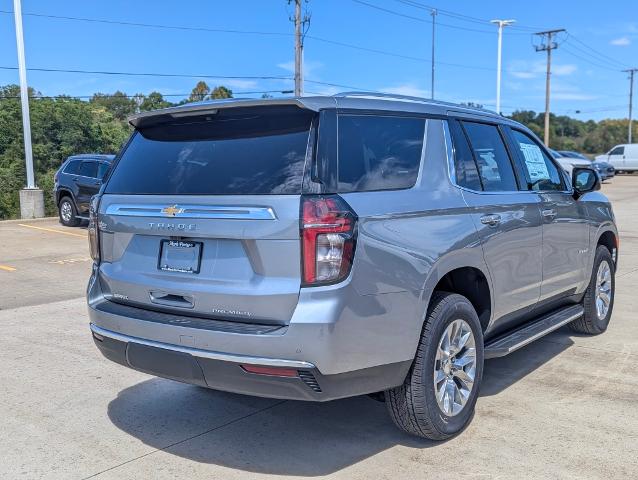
[480,214,501,227]
[542,209,557,219]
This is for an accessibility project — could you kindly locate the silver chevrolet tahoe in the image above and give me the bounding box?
[88,93,617,440]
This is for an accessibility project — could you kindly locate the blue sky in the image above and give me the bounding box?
[0,0,636,120]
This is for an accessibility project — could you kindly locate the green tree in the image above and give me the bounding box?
[89,91,136,120]
[188,81,210,102]
[140,91,172,111]
[210,86,233,99]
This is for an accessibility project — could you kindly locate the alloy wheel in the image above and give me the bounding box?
[595,260,612,320]
[433,319,477,416]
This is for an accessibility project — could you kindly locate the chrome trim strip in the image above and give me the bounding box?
[90,323,315,369]
[104,204,276,220]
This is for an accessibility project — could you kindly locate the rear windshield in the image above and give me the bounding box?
[105,107,314,195]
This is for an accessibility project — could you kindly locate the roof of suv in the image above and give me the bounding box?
[129,92,512,129]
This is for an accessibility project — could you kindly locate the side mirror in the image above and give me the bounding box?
[572,167,600,198]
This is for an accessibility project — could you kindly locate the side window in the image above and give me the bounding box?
[448,120,482,190]
[609,146,624,156]
[79,161,98,178]
[63,160,80,174]
[337,115,425,192]
[461,121,518,192]
[510,129,563,191]
[97,163,110,180]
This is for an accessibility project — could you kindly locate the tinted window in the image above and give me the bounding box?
[449,120,482,191]
[63,160,81,174]
[105,107,313,195]
[510,130,563,191]
[461,122,518,191]
[79,161,98,178]
[609,146,624,155]
[337,115,424,192]
[97,162,110,180]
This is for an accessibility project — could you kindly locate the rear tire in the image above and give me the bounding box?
[58,196,80,227]
[570,245,615,335]
[385,292,484,440]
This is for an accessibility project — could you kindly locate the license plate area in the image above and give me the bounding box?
[158,240,202,274]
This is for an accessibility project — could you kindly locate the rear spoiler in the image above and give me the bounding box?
[128,97,333,129]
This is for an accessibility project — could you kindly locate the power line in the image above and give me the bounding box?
[566,33,629,69]
[350,0,526,35]
[0,9,292,38]
[560,45,621,72]
[0,8,536,75]
[389,0,543,32]
[0,65,290,81]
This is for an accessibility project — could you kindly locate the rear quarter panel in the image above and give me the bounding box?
[339,119,490,366]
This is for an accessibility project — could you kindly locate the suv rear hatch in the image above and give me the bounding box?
[96,104,315,326]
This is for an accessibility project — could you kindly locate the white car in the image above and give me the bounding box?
[596,144,638,173]
[548,149,590,176]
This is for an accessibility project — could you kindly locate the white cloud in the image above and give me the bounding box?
[552,92,598,101]
[508,60,577,79]
[223,79,258,90]
[380,83,430,98]
[277,60,324,79]
[610,36,631,46]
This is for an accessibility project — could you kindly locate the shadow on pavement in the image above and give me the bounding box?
[108,379,427,476]
[481,328,574,396]
[107,329,574,476]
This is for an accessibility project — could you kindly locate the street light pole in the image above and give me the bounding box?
[13,0,35,189]
[490,19,515,115]
[13,0,44,218]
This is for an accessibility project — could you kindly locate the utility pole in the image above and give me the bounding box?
[291,0,310,96]
[430,9,436,99]
[13,0,44,218]
[293,0,302,96]
[623,68,637,143]
[490,19,515,115]
[534,28,565,146]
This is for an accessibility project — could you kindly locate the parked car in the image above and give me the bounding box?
[596,144,638,173]
[558,150,615,180]
[54,154,115,226]
[548,148,590,177]
[87,94,617,440]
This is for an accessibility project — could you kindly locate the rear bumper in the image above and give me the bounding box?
[87,268,416,400]
[91,323,410,401]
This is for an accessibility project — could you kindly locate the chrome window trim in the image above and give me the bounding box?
[104,204,277,220]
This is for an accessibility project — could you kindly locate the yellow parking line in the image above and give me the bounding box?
[0,265,16,272]
[18,223,86,238]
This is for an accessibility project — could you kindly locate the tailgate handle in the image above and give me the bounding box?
[149,291,194,309]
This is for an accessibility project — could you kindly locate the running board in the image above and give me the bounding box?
[484,304,584,359]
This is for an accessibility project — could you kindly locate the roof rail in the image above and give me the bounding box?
[334,91,482,109]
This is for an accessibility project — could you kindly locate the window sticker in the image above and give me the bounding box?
[519,143,549,180]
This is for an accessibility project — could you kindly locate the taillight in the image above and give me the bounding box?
[88,196,100,263]
[301,195,357,286]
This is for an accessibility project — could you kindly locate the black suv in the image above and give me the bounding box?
[54,154,115,226]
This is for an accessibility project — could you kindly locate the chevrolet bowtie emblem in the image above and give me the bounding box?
[161,205,184,217]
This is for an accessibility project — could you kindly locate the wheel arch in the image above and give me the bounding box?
[56,188,75,206]
[597,229,618,264]
[420,253,493,334]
